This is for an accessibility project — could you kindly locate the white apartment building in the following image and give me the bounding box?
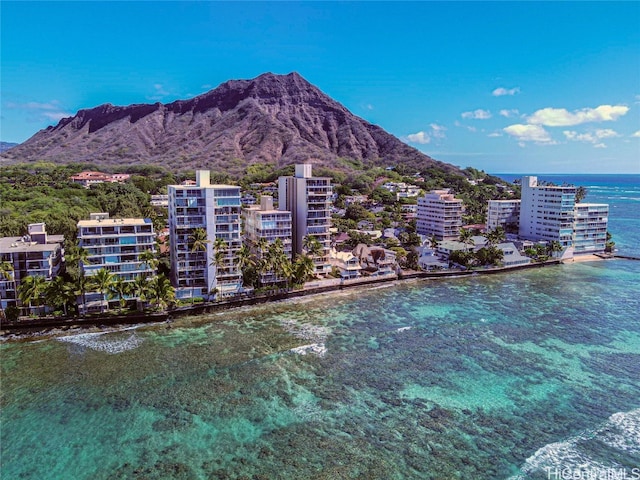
[0,223,64,311]
[519,176,577,252]
[243,196,292,285]
[416,190,464,240]
[573,203,609,255]
[278,164,332,276]
[168,171,242,299]
[77,213,156,310]
[487,199,521,231]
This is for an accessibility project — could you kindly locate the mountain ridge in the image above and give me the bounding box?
[1,72,462,177]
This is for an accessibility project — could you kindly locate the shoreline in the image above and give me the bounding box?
[1,255,618,342]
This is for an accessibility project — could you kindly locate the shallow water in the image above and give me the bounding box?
[2,260,639,479]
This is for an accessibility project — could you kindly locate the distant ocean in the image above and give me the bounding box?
[2,174,639,479]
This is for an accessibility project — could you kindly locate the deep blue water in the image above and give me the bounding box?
[1,175,639,479]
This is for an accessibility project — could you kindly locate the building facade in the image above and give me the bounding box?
[0,223,64,311]
[487,199,521,231]
[519,176,577,250]
[168,171,242,299]
[243,196,292,285]
[416,189,464,240]
[278,164,332,276]
[573,203,609,255]
[77,213,156,310]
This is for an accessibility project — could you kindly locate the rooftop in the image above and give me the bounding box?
[0,235,64,253]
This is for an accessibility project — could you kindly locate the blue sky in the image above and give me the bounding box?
[2,1,639,174]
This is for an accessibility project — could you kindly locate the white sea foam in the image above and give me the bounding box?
[599,409,640,454]
[58,331,143,354]
[396,326,412,332]
[510,409,640,479]
[290,343,327,357]
[280,317,329,356]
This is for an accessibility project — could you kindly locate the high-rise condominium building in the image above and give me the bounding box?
[77,213,156,311]
[168,171,242,299]
[573,203,609,255]
[487,199,521,231]
[518,176,577,250]
[243,196,292,285]
[278,164,332,276]
[0,223,64,312]
[416,190,464,240]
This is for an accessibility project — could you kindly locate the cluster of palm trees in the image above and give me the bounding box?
[238,235,320,291]
[3,245,176,320]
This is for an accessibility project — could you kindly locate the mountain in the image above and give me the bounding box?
[0,72,461,177]
[0,142,19,153]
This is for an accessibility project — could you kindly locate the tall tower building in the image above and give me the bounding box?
[278,164,332,276]
[518,176,577,250]
[416,189,464,240]
[168,171,242,299]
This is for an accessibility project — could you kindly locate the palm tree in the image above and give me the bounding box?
[18,275,47,317]
[139,249,159,273]
[546,240,563,259]
[236,244,255,275]
[147,274,176,311]
[108,277,133,312]
[303,235,323,257]
[188,227,210,303]
[89,268,114,314]
[292,255,315,286]
[132,274,150,310]
[485,227,506,247]
[458,228,474,252]
[66,245,91,315]
[429,235,439,251]
[0,261,16,317]
[45,276,76,317]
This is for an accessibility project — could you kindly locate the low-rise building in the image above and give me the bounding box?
[328,249,362,279]
[70,171,131,187]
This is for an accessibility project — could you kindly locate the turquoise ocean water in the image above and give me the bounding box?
[2,174,639,479]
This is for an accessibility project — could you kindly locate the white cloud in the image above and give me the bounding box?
[5,99,72,123]
[487,132,502,137]
[461,109,492,120]
[407,131,431,144]
[406,124,447,145]
[499,109,520,118]
[492,87,520,96]
[527,105,629,126]
[429,123,446,138]
[503,124,555,144]
[563,128,620,147]
[632,130,640,138]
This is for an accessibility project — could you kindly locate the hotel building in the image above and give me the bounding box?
[416,189,464,240]
[77,213,156,310]
[278,164,332,276]
[168,171,242,299]
[487,199,521,231]
[243,196,292,285]
[0,223,64,312]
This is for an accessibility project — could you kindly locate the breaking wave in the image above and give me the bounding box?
[511,409,640,479]
[58,330,143,354]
